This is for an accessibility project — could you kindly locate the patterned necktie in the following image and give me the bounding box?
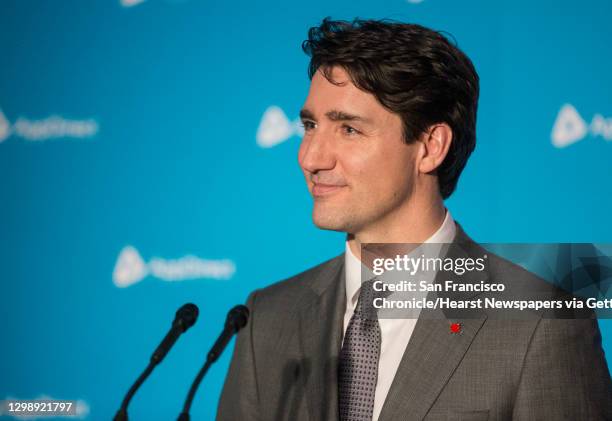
[338,279,385,421]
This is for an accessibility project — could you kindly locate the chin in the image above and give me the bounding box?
[312,212,348,232]
[312,208,360,233]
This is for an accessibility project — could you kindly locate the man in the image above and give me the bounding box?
[217,18,612,420]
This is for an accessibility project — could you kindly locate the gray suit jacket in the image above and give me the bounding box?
[217,224,612,420]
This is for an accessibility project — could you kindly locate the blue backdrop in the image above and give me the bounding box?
[1,0,611,419]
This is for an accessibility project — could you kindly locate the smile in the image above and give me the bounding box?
[312,183,346,197]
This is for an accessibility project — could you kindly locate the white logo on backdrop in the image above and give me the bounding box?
[113,245,236,288]
[256,106,304,148]
[0,109,98,143]
[120,0,147,7]
[0,110,10,143]
[1,395,89,419]
[406,0,425,3]
[120,0,189,7]
[552,104,612,148]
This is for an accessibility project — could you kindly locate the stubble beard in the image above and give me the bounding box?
[311,200,361,234]
[311,188,414,238]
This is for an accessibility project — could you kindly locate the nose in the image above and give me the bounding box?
[298,130,336,174]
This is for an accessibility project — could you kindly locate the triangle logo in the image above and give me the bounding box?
[551,104,588,148]
[120,0,147,7]
[256,106,296,148]
[0,109,11,143]
[113,245,149,288]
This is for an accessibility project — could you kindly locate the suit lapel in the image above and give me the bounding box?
[377,313,487,421]
[298,255,346,421]
[378,224,490,421]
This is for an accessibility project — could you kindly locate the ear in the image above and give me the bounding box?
[418,123,453,174]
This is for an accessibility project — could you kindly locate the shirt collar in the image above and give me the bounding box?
[344,209,457,307]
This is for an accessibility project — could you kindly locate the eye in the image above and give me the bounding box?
[342,124,361,136]
[301,120,316,131]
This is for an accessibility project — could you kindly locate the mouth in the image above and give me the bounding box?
[311,182,346,197]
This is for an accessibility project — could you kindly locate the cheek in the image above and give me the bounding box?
[385,160,414,195]
[339,146,371,176]
[343,144,388,172]
[347,150,414,196]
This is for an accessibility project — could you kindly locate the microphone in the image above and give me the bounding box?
[178,305,249,421]
[152,303,199,364]
[114,303,199,421]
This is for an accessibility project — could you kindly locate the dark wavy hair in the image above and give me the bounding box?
[302,18,479,199]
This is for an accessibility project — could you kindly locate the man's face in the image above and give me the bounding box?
[298,66,420,235]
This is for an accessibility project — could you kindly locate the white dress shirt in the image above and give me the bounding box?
[343,210,457,421]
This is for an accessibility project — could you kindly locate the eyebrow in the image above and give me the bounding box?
[299,109,316,121]
[299,108,373,124]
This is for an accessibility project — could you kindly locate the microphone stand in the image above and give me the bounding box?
[177,305,249,421]
[113,303,199,421]
[177,359,213,421]
[113,363,155,421]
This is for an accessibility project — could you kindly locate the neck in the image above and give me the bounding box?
[347,196,446,261]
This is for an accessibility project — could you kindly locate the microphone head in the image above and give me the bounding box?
[226,305,249,333]
[174,303,199,332]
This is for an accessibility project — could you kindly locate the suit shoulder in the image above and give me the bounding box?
[250,253,343,309]
[482,247,596,318]
[485,250,569,297]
